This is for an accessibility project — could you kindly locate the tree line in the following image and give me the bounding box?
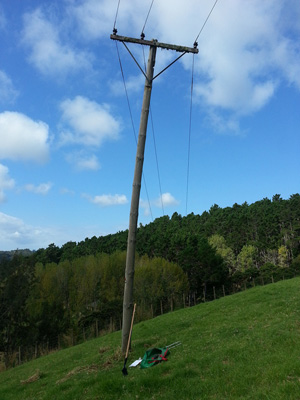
[1,193,300,368]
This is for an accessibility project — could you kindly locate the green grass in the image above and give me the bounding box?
[1,278,300,399]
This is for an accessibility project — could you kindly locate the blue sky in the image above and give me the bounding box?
[0,0,299,251]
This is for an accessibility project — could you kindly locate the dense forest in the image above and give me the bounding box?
[1,194,300,368]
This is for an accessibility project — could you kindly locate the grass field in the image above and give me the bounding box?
[1,278,300,399]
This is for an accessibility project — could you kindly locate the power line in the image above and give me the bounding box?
[115,42,136,141]
[186,0,219,213]
[149,107,165,215]
[113,0,121,33]
[141,0,155,38]
[185,54,195,216]
[142,47,165,215]
[194,0,219,43]
[115,42,154,221]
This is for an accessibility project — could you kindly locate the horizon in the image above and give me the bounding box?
[1,191,298,252]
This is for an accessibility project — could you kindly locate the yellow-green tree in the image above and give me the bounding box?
[208,234,236,274]
[278,245,289,268]
[236,245,258,273]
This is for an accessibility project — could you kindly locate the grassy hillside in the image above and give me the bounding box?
[1,278,300,400]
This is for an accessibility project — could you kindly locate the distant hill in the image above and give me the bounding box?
[32,193,300,266]
[0,249,34,262]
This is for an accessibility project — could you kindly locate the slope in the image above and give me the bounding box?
[1,278,300,400]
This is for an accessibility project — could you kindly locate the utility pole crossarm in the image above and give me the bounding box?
[110,34,199,54]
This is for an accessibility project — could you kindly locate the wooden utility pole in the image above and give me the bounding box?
[110,33,198,353]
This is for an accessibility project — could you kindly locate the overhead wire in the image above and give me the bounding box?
[185,54,195,215]
[115,42,154,221]
[113,0,121,33]
[141,0,155,38]
[194,0,219,43]
[143,47,165,215]
[115,43,137,143]
[186,0,219,214]
[149,108,165,215]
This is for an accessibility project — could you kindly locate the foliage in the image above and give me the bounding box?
[134,255,189,314]
[0,255,36,366]
[1,193,300,368]
[0,251,189,367]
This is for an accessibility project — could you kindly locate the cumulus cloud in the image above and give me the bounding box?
[59,96,120,147]
[154,192,179,208]
[0,210,112,251]
[69,0,146,40]
[65,151,101,171]
[0,212,71,250]
[140,192,179,216]
[22,8,91,76]
[19,0,298,126]
[0,71,19,104]
[70,0,300,125]
[24,182,52,195]
[0,111,50,163]
[189,1,282,116]
[83,193,128,206]
[0,164,15,203]
[76,155,100,171]
[109,73,145,96]
[139,199,151,217]
[0,212,44,249]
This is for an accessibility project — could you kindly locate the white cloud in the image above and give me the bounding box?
[22,8,91,76]
[59,96,120,147]
[0,70,19,104]
[140,192,179,216]
[66,151,101,171]
[140,199,151,217]
[0,212,44,250]
[76,155,100,171]
[0,111,49,163]
[70,0,300,124]
[0,212,71,250]
[0,164,15,203]
[109,73,145,96]
[24,182,52,195]
[192,0,299,117]
[22,0,299,123]
[154,192,179,208]
[69,0,146,40]
[19,0,299,121]
[0,210,115,251]
[84,193,128,206]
